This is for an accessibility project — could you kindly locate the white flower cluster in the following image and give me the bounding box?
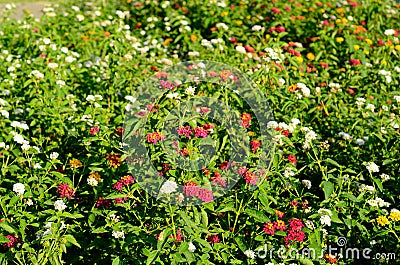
[318,208,333,226]
[338,131,352,140]
[112,230,125,239]
[365,161,379,173]
[296,82,311,98]
[54,200,67,211]
[367,197,390,208]
[378,70,392,83]
[263,47,285,63]
[13,183,25,196]
[301,126,317,150]
[358,185,375,194]
[159,180,178,194]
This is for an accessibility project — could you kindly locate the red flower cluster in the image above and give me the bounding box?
[250,140,261,153]
[287,154,297,164]
[177,124,214,139]
[113,175,135,191]
[240,113,252,128]
[90,126,99,135]
[207,235,220,244]
[284,218,306,246]
[96,197,112,208]
[237,167,258,185]
[56,184,75,199]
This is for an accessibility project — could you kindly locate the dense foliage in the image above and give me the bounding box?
[0,0,399,264]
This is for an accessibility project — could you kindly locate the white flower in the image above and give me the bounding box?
[252,25,264,31]
[188,242,196,252]
[54,200,67,211]
[116,10,125,19]
[297,83,310,97]
[94,95,103,101]
[384,29,395,36]
[48,63,58,69]
[86,95,95,102]
[61,47,69,54]
[380,173,390,181]
[278,78,285,86]
[216,23,229,30]
[320,215,331,226]
[112,230,125,239]
[367,197,390,208]
[244,249,256,259]
[13,133,29,145]
[65,56,75,63]
[188,51,200,57]
[11,121,29,130]
[30,70,44,79]
[359,185,375,194]
[56,80,66,86]
[21,143,30,151]
[50,152,59,160]
[159,180,178,194]
[366,162,379,173]
[125,96,136,104]
[1,110,9,118]
[235,46,247,54]
[109,214,120,223]
[305,130,317,141]
[394,95,400,103]
[34,163,42,169]
[355,138,365,146]
[185,86,196,96]
[284,168,295,178]
[338,131,351,140]
[318,208,333,216]
[365,103,375,112]
[13,183,25,196]
[87,177,99,186]
[25,198,33,206]
[356,97,366,107]
[76,14,85,22]
[302,179,312,189]
[267,121,279,129]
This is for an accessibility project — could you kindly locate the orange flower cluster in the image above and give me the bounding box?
[106,153,122,168]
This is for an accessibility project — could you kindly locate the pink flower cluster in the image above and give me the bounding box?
[3,235,17,248]
[237,167,258,185]
[210,172,227,187]
[146,131,165,144]
[182,181,213,202]
[56,184,75,199]
[269,26,286,33]
[113,175,135,191]
[176,124,215,138]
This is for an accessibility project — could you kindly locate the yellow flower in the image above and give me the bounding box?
[70,159,83,169]
[363,50,369,55]
[307,53,315,60]
[89,172,103,182]
[336,37,344,43]
[365,38,373,45]
[341,18,348,23]
[236,20,243,25]
[309,7,315,12]
[389,210,400,222]
[336,18,342,24]
[210,10,215,15]
[353,45,360,50]
[395,45,400,51]
[291,66,297,71]
[266,34,270,39]
[221,11,228,17]
[376,216,390,226]
[336,7,344,13]
[296,56,304,63]
[320,9,325,13]
[381,59,387,66]
[239,1,246,5]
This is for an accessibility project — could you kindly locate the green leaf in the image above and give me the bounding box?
[157,228,172,251]
[146,250,159,265]
[112,257,120,265]
[0,222,17,234]
[60,212,84,219]
[244,208,270,223]
[63,234,81,248]
[235,237,247,253]
[322,181,334,200]
[325,158,341,168]
[371,177,383,192]
[299,258,314,265]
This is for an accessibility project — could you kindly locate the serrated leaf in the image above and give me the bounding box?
[244,208,270,223]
